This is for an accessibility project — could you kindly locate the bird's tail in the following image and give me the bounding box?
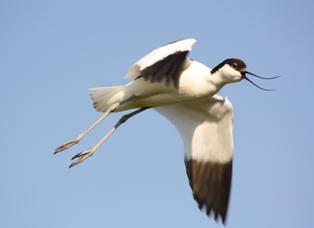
[89,86,124,112]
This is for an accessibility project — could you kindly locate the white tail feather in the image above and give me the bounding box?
[89,86,124,112]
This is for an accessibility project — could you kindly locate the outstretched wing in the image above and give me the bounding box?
[126,38,196,88]
[156,95,234,224]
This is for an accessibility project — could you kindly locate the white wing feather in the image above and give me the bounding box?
[156,95,234,222]
[156,95,233,163]
[126,38,197,79]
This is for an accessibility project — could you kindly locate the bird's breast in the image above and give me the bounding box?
[178,61,217,98]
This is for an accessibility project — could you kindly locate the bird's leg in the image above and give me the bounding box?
[54,103,120,154]
[69,107,149,168]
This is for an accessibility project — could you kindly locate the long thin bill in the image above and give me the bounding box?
[245,71,280,80]
[244,76,276,91]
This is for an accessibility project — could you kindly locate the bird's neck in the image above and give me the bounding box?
[209,71,227,92]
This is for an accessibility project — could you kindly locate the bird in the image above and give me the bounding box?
[54,38,279,224]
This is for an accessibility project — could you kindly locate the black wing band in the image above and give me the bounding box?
[140,51,189,88]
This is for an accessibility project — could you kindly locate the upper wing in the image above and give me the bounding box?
[126,38,197,88]
[155,95,234,224]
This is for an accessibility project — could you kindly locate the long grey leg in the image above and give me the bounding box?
[54,103,120,154]
[69,107,149,168]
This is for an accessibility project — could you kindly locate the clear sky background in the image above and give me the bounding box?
[1,0,314,227]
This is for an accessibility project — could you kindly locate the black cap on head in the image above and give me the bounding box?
[211,58,246,74]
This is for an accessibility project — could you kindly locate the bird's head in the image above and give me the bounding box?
[211,58,279,91]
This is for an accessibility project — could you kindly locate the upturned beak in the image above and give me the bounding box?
[241,70,280,91]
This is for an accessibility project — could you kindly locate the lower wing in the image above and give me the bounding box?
[156,95,234,223]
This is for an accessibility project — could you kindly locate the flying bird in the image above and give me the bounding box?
[55,38,278,224]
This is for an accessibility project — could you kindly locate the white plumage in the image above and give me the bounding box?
[157,95,233,163]
[126,38,196,79]
[55,38,277,224]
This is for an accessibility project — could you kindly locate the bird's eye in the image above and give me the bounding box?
[229,63,238,69]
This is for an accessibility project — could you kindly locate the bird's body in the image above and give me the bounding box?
[91,60,220,112]
[55,38,278,224]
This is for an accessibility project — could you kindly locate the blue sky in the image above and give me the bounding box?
[1,0,314,227]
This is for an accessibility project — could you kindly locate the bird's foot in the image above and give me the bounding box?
[69,149,95,168]
[54,138,81,154]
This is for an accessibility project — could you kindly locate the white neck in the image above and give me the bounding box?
[209,71,226,91]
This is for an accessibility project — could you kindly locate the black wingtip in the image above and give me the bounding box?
[185,159,232,225]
